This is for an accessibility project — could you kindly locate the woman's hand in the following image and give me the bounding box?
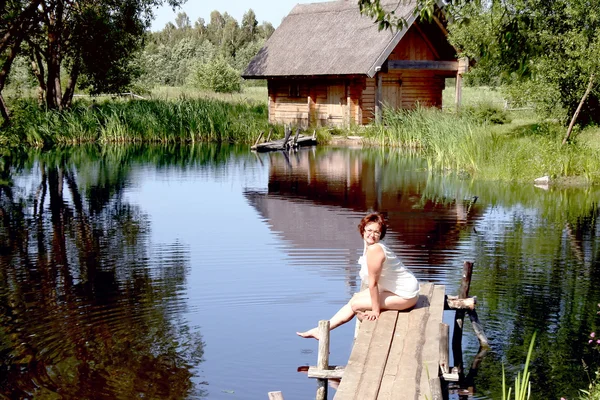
[363,310,380,321]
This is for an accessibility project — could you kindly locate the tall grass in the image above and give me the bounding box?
[361,106,600,185]
[3,97,272,147]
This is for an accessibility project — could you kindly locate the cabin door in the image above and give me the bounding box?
[381,76,402,110]
[327,84,345,122]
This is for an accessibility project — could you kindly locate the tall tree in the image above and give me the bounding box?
[0,0,185,125]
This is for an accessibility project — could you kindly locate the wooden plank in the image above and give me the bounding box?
[377,307,410,399]
[308,366,345,379]
[355,311,399,399]
[333,314,376,400]
[388,60,458,71]
[418,285,445,398]
[379,283,433,400]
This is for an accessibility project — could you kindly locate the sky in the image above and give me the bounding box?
[150,0,331,31]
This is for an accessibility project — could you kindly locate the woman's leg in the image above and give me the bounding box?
[296,295,359,340]
[297,289,417,340]
[349,290,418,314]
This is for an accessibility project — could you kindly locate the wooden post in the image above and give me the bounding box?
[452,261,473,375]
[375,72,382,124]
[468,310,489,348]
[316,320,330,400]
[439,323,450,375]
[455,57,468,113]
[459,261,473,299]
[455,72,462,113]
[268,391,285,400]
[253,131,264,148]
[346,94,351,128]
[307,95,313,127]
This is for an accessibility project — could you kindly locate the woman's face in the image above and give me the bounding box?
[363,222,382,245]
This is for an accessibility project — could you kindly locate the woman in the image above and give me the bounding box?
[297,212,419,340]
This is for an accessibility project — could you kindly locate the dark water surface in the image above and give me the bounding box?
[0,144,599,400]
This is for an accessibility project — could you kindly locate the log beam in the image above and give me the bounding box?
[388,60,458,71]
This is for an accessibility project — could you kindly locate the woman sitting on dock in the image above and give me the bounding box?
[297,212,419,340]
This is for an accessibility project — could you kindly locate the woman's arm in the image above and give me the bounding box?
[366,244,385,319]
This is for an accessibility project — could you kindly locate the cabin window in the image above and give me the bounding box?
[289,83,301,98]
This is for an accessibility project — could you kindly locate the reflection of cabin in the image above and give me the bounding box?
[246,149,483,269]
[242,0,467,127]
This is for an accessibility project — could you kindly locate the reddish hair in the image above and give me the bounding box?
[358,212,388,240]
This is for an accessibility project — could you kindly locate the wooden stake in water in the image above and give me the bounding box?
[316,320,330,400]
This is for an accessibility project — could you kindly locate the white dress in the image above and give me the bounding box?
[358,242,420,299]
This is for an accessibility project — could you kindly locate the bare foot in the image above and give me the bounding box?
[296,327,320,340]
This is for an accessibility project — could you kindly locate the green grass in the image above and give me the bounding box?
[2,97,273,147]
[149,85,268,105]
[360,105,600,185]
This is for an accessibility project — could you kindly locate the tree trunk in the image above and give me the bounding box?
[28,43,48,106]
[0,38,25,125]
[45,1,64,110]
[0,93,10,126]
[0,38,24,90]
[563,73,595,145]
[61,61,80,109]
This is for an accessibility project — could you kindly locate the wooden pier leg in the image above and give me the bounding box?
[459,261,473,298]
[452,261,473,375]
[316,320,330,400]
[439,323,450,375]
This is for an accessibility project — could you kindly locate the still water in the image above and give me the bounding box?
[0,144,599,400]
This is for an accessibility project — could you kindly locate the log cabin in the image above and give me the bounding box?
[242,0,468,127]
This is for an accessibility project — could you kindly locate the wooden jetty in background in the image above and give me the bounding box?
[251,125,317,152]
[268,261,489,400]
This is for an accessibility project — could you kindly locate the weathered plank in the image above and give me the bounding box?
[355,310,399,399]
[378,283,433,399]
[332,312,376,399]
[333,283,445,400]
[385,283,434,400]
[418,285,445,399]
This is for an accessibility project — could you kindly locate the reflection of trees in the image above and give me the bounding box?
[258,147,600,399]
[443,186,600,399]
[0,149,205,399]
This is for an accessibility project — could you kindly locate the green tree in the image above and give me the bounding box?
[0,0,185,124]
[194,56,241,93]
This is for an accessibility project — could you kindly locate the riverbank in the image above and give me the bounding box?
[2,85,600,185]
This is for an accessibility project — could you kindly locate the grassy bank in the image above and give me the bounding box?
[3,84,600,185]
[360,106,600,185]
[1,96,272,147]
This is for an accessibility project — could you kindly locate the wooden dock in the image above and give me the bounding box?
[334,283,446,399]
[251,126,317,152]
[270,262,489,400]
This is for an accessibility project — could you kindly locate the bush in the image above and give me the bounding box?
[194,57,241,93]
[464,102,511,125]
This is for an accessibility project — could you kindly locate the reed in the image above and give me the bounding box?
[361,106,600,185]
[3,97,270,147]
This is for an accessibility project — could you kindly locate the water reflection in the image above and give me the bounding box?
[0,144,598,400]
[246,148,484,285]
[0,148,205,399]
[248,147,600,399]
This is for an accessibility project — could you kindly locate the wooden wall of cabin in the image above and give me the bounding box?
[267,78,365,127]
[359,23,449,124]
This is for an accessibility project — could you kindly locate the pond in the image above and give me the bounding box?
[0,144,599,400]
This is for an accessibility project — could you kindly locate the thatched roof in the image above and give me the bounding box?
[243,0,421,79]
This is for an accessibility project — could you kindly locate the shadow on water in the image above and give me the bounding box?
[0,145,209,399]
